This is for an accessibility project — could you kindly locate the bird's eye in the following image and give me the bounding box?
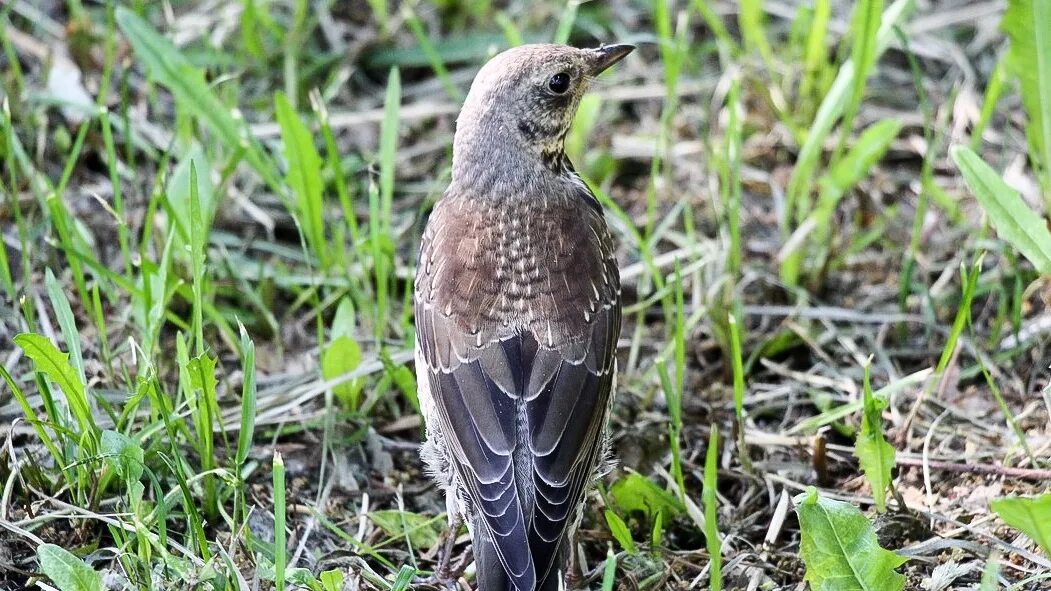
[547,72,571,94]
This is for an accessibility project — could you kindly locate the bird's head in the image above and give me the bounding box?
[452,43,634,181]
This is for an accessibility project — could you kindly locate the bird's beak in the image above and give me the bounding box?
[588,43,635,76]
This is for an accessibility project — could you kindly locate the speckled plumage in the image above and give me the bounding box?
[414,43,631,591]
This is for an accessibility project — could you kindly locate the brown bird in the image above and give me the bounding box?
[414,43,631,590]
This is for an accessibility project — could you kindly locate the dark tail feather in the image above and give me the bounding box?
[537,567,564,591]
[473,529,516,591]
[472,523,569,591]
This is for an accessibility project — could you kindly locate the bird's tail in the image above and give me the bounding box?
[472,526,566,591]
[473,530,516,591]
[536,566,564,591]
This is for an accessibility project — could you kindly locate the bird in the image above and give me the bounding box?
[413,43,631,591]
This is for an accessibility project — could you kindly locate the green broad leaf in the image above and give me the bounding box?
[319,569,345,591]
[1001,0,1051,183]
[101,430,144,482]
[14,333,92,433]
[368,510,442,550]
[951,145,1051,274]
[604,509,638,555]
[990,493,1051,556]
[794,487,907,591]
[285,567,317,587]
[324,299,363,403]
[37,544,103,591]
[274,91,327,266]
[330,296,357,341]
[854,363,895,512]
[611,473,686,527]
[322,336,364,409]
[114,8,281,193]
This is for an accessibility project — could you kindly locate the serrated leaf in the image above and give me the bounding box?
[101,430,144,482]
[37,544,103,591]
[950,145,1051,274]
[14,333,92,433]
[794,487,907,591]
[990,493,1051,556]
[854,364,895,512]
[611,473,685,526]
[368,510,442,550]
[604,509,638,555]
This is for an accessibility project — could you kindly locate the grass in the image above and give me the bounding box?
[1,1,1050,590]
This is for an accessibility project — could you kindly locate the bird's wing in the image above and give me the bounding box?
[415,192,620,588]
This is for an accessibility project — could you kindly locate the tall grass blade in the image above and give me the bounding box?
[273,452,287,591]
[114,7,282,193]
[275,92,327,267]
[1001,0,1051,196]
[703,427,721,591]
[45,268,86,385]
[785,0,913,229]
[833,0,884,160]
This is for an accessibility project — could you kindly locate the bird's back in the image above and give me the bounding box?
[415,185,621,589]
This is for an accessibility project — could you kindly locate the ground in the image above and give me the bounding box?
[0,0,1049,590]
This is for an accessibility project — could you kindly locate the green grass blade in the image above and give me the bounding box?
[703,427,721,591]
[45,268,86,385]
[235,323,257,469]
[832,0,885,161]
[728,311,750,472]
[404,9,461,101]
[114,7,282,194]
[188,162,207,356]
[1001,0,1051,195]
[785,0,914,228]
[273,452,287,591]
[275,92,327,267]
